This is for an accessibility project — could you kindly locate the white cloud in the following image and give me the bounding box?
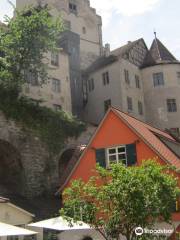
[90,0,161,26]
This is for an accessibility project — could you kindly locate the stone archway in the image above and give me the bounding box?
[0,139,23,193]
[58,147,76,178]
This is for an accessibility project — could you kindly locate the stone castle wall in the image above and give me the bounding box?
[0,111,95,198]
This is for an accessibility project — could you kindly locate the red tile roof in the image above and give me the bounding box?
[112,108,180,169]
[58,108,180,193]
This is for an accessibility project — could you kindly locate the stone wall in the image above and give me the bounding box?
[0,111,95,199]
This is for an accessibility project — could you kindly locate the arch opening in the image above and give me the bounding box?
[58,148,75,178]
[0,140,23,192]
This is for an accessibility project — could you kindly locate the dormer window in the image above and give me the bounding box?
[69,2,77,14]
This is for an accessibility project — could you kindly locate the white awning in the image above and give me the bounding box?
[0,222,37,236]
[28,216,91,231]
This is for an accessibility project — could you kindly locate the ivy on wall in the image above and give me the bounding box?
[0,88,86,153]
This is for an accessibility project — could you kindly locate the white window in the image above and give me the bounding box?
[167,99,177,112]
[124,69,130,85]
[52,78,61,93]
[107,146,127,166]
[127,97,133,111]
[153,72,164,87]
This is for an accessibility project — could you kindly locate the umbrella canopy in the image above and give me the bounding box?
[0,222,37,236]
[28,217,105,240]
[58,229,105,240]
[28,216,91,231]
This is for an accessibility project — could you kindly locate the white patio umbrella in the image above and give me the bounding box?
[28,216,92,231]
[0,222,37,236]
[28,217,105,239]
[57,228,104,240]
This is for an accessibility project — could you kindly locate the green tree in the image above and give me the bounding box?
[0,3,63,95]
[61,160,179,240]
[0,5,85,153]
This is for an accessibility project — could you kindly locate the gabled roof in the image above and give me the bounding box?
[111,38,147,57]
[150,38,178,63]
[58,108,180,192]
[112,108,180,168]
[84,38,147,74]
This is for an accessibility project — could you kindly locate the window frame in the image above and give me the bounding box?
[52,78,61,93]
[127,96,133,111]
[167,99,177,112]
[153,72,164,87]
[124,69,130,85]
[106,145,127,167]
[69,2,77,14]
[135,75,140,88]
[25,69,38,86]
[102,71,110,86]
[51,51,59,67]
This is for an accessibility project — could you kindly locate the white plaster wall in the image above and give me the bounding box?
[142,63,180,130]
[119,59,146,121]
[22,50,72,113]
[84,58,146,124]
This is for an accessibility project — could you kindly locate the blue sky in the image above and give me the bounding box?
[1,0,180,59]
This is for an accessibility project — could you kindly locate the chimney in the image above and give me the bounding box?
[104,43,110,57]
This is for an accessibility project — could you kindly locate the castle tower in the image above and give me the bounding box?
[16,0,103,69]
[141,36,180,135]
[16,0,103,117]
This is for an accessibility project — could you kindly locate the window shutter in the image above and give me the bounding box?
[126,144,137,166]
[170,200,177,213]
[95,148,106,168]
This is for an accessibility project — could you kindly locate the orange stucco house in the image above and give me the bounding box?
[59,107,180,239]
